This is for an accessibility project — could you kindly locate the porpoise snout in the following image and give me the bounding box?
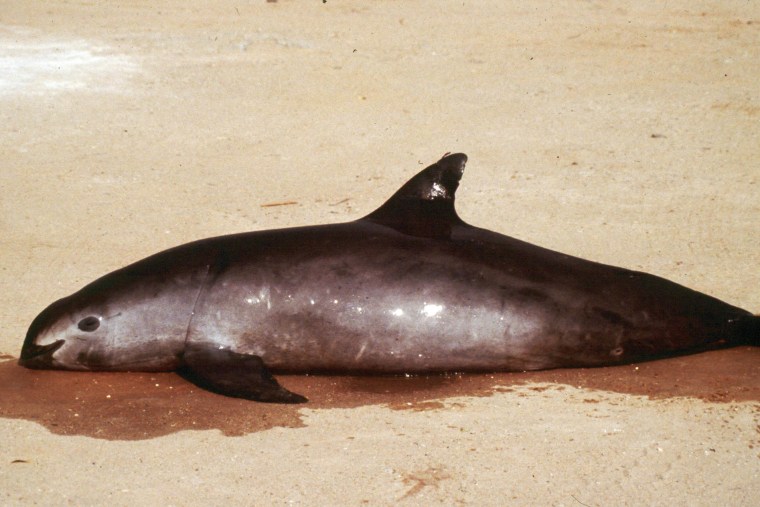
[19,298,70,368]
[19,339,65,368]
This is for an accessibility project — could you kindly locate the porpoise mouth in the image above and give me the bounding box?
[18,339,65,368]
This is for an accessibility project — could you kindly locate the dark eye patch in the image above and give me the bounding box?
[78,316,101,332]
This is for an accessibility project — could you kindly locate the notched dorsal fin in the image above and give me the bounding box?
[362,153,468,238]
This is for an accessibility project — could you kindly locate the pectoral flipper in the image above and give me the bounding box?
[182,343,307,403]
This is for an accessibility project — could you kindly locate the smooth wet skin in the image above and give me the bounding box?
[20,153,759,403]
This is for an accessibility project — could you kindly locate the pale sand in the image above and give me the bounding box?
[1,1,758,505]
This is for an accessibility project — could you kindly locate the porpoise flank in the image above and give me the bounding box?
[19,154,758,403]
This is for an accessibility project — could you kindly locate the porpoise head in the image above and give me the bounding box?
[19,254,210,372]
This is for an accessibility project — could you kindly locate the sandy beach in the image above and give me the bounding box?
[1,1,758,505]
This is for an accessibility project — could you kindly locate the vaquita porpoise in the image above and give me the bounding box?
[19,154,758,403]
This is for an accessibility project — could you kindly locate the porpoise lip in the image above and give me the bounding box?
[18,339,65,368]
[19,296,71,369]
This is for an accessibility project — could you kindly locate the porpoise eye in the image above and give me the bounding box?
[78,316,100,332]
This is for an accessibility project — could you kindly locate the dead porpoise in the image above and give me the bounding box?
[19,153,758,403]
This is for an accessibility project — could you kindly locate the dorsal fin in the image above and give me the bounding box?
[362,153,467,238]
